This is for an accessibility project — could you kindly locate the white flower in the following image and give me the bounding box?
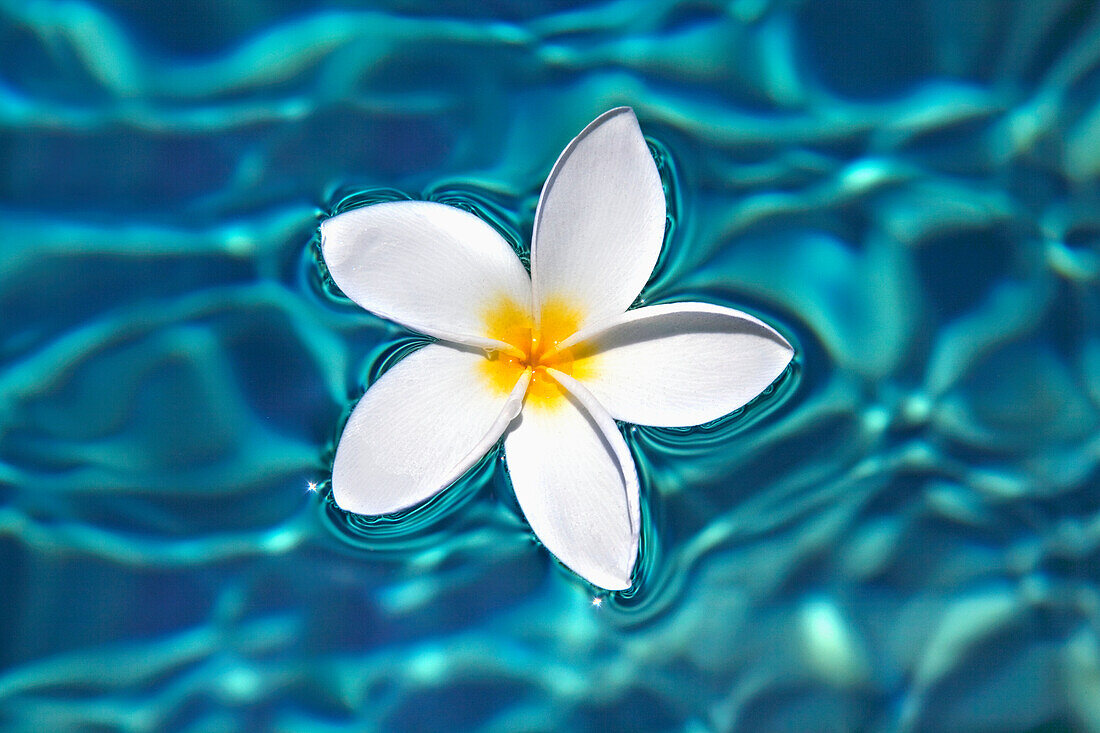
[320,108,793,590]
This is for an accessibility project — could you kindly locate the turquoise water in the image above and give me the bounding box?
[2,0,1100,730]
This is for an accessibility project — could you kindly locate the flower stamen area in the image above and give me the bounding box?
[481,297,584,408]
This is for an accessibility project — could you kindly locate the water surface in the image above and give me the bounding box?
[2,0,1099,730]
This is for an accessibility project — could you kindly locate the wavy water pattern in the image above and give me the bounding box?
[2,0,1100,731]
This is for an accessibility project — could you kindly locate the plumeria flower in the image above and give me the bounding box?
[320,108,793,590]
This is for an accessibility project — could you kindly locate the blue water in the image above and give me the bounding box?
[2,1,1099,730]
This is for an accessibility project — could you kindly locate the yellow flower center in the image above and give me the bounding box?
[480,296,585,408]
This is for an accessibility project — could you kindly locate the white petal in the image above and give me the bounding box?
[321,201,532,348]
[530,107,666,331]
[503,369,640,590]
[332,343,530,515]
[560,302,794,428]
